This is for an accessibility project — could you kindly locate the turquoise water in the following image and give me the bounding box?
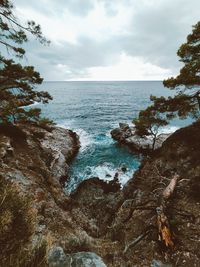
[37,81,191,191]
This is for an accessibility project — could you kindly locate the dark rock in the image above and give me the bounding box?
[71,177,122,236]
[119,123,129,130]
[121,164,127,172]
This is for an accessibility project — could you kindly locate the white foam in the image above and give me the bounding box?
[93,133,114,146]
[75,128,93,151]
[132,122,179,135]
[85,163,134,187]
[21,101,39,108]
[159,125,179,134]
[57,120,93,151]
[29,101,39,106]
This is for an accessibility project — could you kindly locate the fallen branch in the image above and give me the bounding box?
[123,226,154,254]
[122,174,179,253]
[156,174,179,248]
[162,174,179,200]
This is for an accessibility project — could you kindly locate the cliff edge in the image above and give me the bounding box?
[0,121,199,267]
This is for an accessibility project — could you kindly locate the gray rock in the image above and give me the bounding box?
[48,247,71,267]
[48,247,107,267]
[111,123,172,153]
[71,252,107,267]
[6,170,31,186]
[41,127,80,181]
[151,259,173,267]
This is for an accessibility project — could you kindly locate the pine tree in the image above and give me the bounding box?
[134,21,200,148]
[0,0,52,124]
[151,21,200,121]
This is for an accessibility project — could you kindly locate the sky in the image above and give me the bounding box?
[14,0,200,81]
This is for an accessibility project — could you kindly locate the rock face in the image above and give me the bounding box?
[48,247,107,267]
[70,177,122,236]
[40,127,80,182]
[0,124,80,187]
[0,121,200,267]
[111,123,171,153]
[69,121,200,266]
[119,121,200,266]
[0,123,81,261]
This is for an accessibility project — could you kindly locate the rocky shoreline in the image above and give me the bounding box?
[0,121,200,266]
[111,123,172,153]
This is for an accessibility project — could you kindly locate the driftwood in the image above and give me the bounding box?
[156,174,179,248]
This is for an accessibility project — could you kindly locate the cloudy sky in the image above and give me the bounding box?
[14,0,200,81]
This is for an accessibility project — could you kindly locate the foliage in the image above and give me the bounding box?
[0,0,53,125]
[0,0,49,58]
[134,21,200,147]
[151,21,200,120]
[133,106,167,150]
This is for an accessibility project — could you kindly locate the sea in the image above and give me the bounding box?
[36,81,191,192]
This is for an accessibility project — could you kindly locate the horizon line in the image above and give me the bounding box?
[43,80,163,82]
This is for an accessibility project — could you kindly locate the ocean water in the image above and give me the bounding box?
[37,81,191,191]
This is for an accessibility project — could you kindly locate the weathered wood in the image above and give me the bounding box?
[163,174,179,200]
[122,174,179,253]
[157,174,179,248]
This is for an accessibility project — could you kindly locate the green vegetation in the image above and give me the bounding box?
[0,0,53,125]
[133,107,167,150]
[134,21,200,146]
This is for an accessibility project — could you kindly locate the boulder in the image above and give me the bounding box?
[48,247,107,267]
[71,252,107,267]
[48,247,71,267]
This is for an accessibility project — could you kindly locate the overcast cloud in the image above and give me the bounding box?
[13,0,200,81]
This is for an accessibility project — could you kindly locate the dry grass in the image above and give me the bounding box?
[0,175,50,266]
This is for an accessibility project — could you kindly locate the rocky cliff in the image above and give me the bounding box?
[0,121,200,267]
[0,123,82,266]
[67,121,200,267]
